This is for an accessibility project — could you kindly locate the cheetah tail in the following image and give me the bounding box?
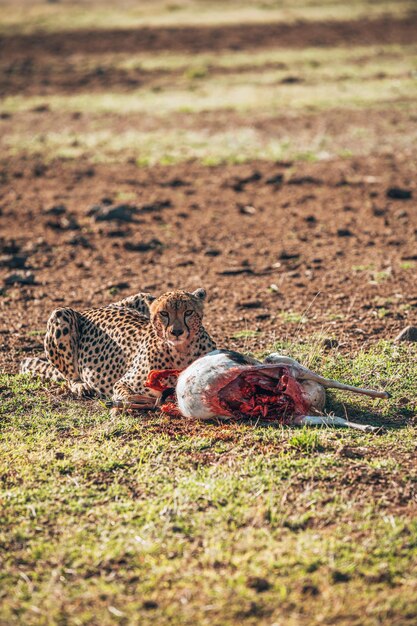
[20,357,65,382]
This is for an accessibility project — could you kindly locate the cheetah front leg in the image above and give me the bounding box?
[111,356,163,413]
[112,378,155,403]
[110,379,157,414]
[45,307,95,398]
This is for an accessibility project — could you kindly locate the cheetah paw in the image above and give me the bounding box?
[70,381,96,398]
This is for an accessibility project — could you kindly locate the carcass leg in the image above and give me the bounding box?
[264,354,389,399]
[298,414,380,433]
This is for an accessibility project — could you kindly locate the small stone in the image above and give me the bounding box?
[106,281,130,291]
[204,248,221,257]
[0,254,27,269]
[386,187,412,200]
[332,570,351,583]
[288,176,323,186]
[5,271,36,286]
[301,583,320,596]
[394,326,417,342]
[372,207,386,216]
[160,177,187,188]
[266,174,284,185]
[43,204,67,216]
[88,204,137,222]
[142,600,158,610]
[322,338,339,350]
[33,163,47,177]
[217,267,254,276]
[279,250,300,260]
[247,577,271,592]
[108,606,125,617]
[105,229,131,238]
[123,239,163,252]
[239,205,257,215]
[46,214,80,231]
[237,300,263,309]
[67,235,93,248]
[31,104,50,113]
[230,171,262,192]
[398,397,410,405]
[337,228,353,237]
[141,200,172,213]
[0,238,20,254]
[280,75,303,84]
[337,445,368,459]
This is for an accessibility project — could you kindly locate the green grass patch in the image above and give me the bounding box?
[3,106,416,165]
[2,43,416,164]
[1,341,417,623]
[268,339,416,423]
[280,311,308,324]
[232,330,261,339]
[3,75,416,117]
[0,127,319,165]
[115,43,417,74]
[400,261,415,270]
[289,428,324,452]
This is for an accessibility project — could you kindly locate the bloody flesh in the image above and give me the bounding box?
[145,369,181,392]
[146,365,309,422]
[145,369,180,414]
[217,367,309,422]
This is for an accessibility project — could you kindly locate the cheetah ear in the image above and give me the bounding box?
[192,288,206,301]
[144,293,156,305]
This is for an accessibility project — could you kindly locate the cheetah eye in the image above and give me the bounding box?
[184,310,194,317]
[160,311,169,319]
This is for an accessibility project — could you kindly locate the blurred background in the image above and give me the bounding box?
[1,0,416,366]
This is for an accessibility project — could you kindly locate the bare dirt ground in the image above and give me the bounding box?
[1,152,416,372]
[0,14,416,373]
[2,14,417,58]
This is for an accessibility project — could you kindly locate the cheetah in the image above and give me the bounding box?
[20,288,216,402]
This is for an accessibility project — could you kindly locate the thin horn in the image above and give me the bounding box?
[262,357,389,400]
[280,364,390,399]
[310,376,390,399]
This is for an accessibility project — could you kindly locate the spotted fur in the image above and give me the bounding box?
[20,289,216,401]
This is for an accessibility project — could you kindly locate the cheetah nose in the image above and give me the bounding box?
[171,328,184,337]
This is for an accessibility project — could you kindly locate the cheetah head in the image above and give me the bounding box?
[150,288,206,350]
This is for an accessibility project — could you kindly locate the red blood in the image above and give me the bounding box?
[217,367,308,423]
[145,369,182,392]
[145,365,309,423]
[160,402,183,417]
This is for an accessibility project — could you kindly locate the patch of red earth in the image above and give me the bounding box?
[2,15,417,60]
[0,154,416,374]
